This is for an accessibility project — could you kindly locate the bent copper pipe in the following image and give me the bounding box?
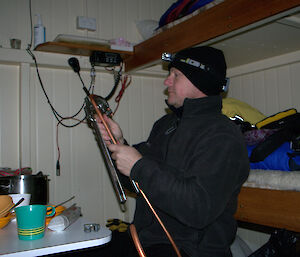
[130,224,147,257]
[134,183,182,257]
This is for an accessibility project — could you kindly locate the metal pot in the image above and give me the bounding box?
[0,171,49,204]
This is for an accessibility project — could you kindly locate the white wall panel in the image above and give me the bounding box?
[0,64,19,168]
[228,57,300,117]
[291,62,300,106]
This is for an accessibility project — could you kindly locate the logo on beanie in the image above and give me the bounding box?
[179,57,209,72]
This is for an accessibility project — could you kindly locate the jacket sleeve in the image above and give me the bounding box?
[130,132,249,229]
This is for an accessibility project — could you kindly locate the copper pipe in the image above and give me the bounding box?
[129,224,147,257]
[136,183,182,257]
[89,94,117,145]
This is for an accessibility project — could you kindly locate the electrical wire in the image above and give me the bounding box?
[27,0,94,176]
[0,167,32,177]
[27,2,88,128]
[113,74,131,115]
[104,64,123,101]
[55,116,88,175]
[27,0,33,50]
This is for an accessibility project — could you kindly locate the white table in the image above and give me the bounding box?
[0,217,112,256]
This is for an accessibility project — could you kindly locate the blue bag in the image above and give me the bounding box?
[248,142,300,171]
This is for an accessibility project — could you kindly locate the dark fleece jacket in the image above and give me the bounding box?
[127,95,249,257]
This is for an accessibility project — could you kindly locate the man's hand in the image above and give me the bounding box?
[108,144,142,177]
[96,114,124,145]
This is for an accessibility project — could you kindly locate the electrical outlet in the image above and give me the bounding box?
[76,16,96,31]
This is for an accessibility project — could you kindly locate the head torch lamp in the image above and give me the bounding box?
[161,52,174,62]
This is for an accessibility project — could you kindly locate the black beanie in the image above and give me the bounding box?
[168,46,227,95]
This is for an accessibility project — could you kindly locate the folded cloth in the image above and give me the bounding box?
[222,97,266,124]
[244,129,277,145]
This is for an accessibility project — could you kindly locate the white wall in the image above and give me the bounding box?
[0,64,19,168]
[1,0,300,252]
[228,50,300,116]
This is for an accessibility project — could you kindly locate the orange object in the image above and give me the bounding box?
[0,213,14,229]
[130,224,147,257]
[0,195,14,218]
[46,205,66,226]
[130,183,182,257]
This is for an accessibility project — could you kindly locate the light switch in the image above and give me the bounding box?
[76,16,96,31]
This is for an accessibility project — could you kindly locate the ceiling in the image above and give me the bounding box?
[211,12,300,68]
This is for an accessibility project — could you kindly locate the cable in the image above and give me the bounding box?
[28,49,88,127]
[0,167,32,176]
[113,74,131,115]
[55,116,88,176]
[27,2,88,128]
[27,0,33,50]
[104,64,123,101]
[27,1,95,176]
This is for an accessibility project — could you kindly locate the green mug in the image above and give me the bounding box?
[15,204,56,240]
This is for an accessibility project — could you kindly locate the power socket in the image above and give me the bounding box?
[76,16,96,31]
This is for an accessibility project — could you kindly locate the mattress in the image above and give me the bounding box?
[243,169,300,191]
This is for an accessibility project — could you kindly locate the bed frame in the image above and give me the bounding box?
[235,186,300,232]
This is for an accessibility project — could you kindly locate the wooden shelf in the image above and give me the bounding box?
[124,0,300,72]
[35,41,134,60]
[34,0,300,73]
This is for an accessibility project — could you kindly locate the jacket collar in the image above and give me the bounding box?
[166,95,222,118]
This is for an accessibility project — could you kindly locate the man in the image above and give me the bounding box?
[98,46,249,257]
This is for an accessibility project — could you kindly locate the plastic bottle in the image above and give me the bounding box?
[34,14,45,48]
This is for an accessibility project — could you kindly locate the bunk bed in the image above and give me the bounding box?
[35,0,300,233]
[124,0,300,233]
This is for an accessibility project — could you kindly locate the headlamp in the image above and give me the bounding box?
[161,52,173,62]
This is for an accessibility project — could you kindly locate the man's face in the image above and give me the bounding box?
[164,67,206,108]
